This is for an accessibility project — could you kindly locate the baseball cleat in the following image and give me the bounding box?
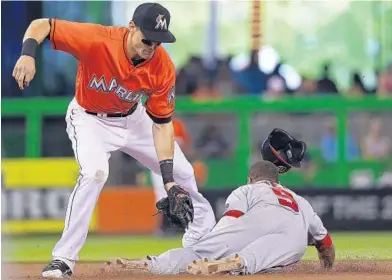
[106,257,151,272]
[186,254,244,276]
[42,260,72,278]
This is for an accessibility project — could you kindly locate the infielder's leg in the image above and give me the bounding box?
[121,105,216,247]
[150,170,171,235]
[150,170,167,202]
[50,100,124,272]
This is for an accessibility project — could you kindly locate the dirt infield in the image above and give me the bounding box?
[3,261,392,280]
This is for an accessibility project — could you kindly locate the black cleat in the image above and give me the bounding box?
[42,260,73,278]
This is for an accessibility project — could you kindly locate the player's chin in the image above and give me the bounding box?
[140,50,154,59]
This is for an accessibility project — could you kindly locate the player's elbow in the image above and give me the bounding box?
[25,18,51,43]
[31,18,49,24]
[30,18,51,31]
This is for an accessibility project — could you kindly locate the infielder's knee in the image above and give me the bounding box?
[81,166,109,185]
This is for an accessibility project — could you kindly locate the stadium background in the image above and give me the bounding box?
[2,0,392,266]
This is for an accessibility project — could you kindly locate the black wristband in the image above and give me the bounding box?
[21,38,38,58]
[159,159,174,185]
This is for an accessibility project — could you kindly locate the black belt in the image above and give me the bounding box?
[85,103,138,118]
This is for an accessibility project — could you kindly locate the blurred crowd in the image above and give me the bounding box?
[175,51,392,101]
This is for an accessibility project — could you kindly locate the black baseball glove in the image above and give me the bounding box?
[155,185,194,229]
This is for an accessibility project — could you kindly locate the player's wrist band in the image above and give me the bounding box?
[21,38,38,58]
[159,159,174,185]
[315,233,333,249]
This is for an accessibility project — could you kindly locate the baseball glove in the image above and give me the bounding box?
[155,185,194,229]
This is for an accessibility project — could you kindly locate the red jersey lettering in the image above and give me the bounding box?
[272,187,299,213]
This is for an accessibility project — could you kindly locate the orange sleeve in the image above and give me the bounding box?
[145,55,176,119]
[173,119,191,143]
[49,19,99,61]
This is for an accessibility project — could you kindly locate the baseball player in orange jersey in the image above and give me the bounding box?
[13,3,216,278]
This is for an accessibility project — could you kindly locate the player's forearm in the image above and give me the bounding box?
[153,121,174,160]
[153,121,176,190]
[23,19,51,44]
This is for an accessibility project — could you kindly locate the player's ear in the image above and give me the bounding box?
[247,177,252,184]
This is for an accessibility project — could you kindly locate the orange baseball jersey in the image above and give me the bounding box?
[49,19,176,119]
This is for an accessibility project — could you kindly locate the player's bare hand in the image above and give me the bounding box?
[317,244,335,270]
[12,55,36,90]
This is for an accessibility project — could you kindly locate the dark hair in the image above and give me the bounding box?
[248,160,279,183]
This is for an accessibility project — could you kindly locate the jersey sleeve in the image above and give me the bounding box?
[145,54,176,123]
[223,186,250,215]
[297,195,328,241]
[49,19,99,61]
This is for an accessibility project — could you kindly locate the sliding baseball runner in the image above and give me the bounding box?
[108,129,335,275]
[13,3,216,278]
